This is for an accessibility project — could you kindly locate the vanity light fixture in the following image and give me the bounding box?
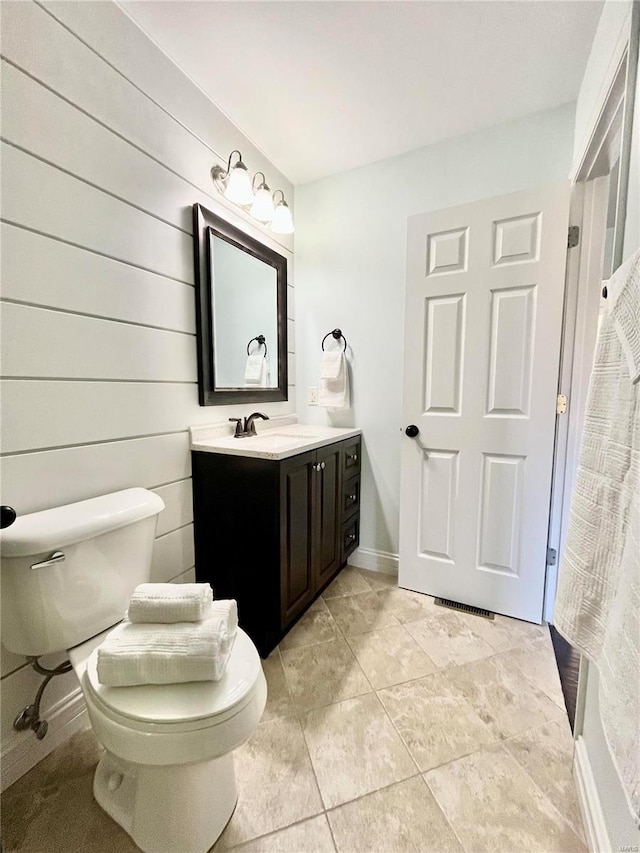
[211,151,294,233]
[250,172,275,223]
[270,190,294,235]
[211,150,254,207]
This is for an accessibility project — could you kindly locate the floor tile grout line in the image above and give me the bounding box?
[225,772,438,853]
[297,695,334,815]
[278,610,376,700]
[223,813,332,853]
[273,638,354,817]
[497,741,588,845]
[501,719,587,841]
[494,636,569,712]
[372,685,423,775]
[321,808,339,853]
[421,771,471,853]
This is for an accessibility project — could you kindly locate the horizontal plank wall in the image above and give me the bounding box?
[0,0,295,787]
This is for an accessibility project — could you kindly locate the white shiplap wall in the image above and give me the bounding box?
[0,0,295,787]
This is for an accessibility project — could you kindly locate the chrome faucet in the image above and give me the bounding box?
[229,412,269,438]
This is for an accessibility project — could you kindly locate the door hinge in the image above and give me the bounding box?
[556,394,568,414]
[546,547,557,566]
[567,225,580,249]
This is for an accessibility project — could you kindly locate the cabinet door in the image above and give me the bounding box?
[313,444,342,589]
[280,452,315,625]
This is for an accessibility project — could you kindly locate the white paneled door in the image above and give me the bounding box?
[399,184,570,622]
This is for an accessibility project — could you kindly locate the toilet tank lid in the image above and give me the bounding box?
[1,488,165,557]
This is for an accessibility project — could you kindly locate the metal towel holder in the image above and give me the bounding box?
[246,334,268,357]
[321,328,347,352]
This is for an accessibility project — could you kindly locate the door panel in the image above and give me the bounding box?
[280,453,314,623]
[399,183,570,622]
[314,444,341,589]
[419,448,457,562]
[423,294,465,414]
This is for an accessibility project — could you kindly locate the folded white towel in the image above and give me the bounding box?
[208,598,238,636]
[127,583,214,624]
[244,354,268,386]
[96,611,237,686]
[318,352,350,411]
[320,351,343,380]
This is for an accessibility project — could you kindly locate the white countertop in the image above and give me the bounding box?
[190,420,361,461]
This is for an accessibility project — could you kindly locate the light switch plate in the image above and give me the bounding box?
[307,386,318,405]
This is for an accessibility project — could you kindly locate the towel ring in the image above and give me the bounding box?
[246,335,268,357]
[321,328,347,352]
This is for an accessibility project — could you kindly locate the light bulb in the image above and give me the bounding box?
[224,162,254,206]
[271,199,294,234]
[251,185,275,223]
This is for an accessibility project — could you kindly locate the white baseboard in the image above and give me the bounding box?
[1,687,89,791]
[348,546,398,576]
[573,735,612,853]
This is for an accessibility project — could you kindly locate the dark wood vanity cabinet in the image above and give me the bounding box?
[192,435,361,657]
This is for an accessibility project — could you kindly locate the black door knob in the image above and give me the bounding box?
[1,506,17,529]
[405,425,420,438]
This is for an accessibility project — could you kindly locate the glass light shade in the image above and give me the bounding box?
[224,163,255,206]
[250,186,275,223]
[271,200,294,234]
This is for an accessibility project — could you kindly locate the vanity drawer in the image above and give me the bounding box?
[342,475,360,520]
[342,437,361,478]
[341,515,360,563]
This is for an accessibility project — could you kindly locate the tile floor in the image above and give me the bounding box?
[1,567,587,853]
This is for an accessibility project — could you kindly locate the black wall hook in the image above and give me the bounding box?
[321,328,347,352]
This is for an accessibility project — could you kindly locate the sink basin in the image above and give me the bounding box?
[266,430,323,439]
[247,434,300,446]
[248,430,324,447]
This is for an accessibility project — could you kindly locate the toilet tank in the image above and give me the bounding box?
[1,488,165,657]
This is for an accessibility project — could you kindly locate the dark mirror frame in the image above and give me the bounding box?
[193,203,288,405]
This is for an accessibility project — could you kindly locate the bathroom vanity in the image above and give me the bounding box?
[191,422,361,657]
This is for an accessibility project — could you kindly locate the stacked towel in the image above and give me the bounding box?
[244,354,269,387]
[96,613,235,686]
[128,582,214,623]
[318,351,350,411]
[97,582,238,686]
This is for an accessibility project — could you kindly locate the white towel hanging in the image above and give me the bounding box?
[244,354,268,386]
[554,249,640,822]
[318,352,350,411]
[320,351,343,380]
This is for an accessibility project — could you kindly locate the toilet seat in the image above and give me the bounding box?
[72,626,267,765]
[83,629,262,732]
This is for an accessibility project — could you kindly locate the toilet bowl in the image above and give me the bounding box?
[0,488,267,853]
[69,625,267,853]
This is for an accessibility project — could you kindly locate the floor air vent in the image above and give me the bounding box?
[434,598,495,620]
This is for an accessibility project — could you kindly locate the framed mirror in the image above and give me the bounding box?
[193,204,288,405]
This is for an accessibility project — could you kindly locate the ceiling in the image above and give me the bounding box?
[121,1,603,185]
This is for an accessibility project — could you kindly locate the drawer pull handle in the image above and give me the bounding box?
[346,533,356,543]
[31,551,65,570]
[347,453,358,462]
[347,494,357,502]
[321,461,326,470]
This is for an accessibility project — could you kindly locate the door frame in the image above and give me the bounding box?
[543,3,639,622]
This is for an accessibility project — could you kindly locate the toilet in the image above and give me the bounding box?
[0,488,267,853]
